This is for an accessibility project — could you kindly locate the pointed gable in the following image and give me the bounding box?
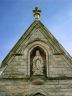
[0,19,72,79]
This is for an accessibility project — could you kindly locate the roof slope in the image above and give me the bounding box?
[1,20,72,66]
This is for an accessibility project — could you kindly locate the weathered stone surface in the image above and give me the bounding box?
[0,79,72,96]
[0,20,72,95]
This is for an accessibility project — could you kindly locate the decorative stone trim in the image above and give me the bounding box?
[27,42,49,78]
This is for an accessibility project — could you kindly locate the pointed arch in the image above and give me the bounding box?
[28,43,48,77]
[29,88,48,96]
[33,92,45,96]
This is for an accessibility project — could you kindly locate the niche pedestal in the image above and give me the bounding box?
[31,75,46,85]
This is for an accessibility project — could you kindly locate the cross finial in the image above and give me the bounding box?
[33,7,41,20]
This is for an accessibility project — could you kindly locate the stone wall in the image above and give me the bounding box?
[1,40,72,78]
[0,79,72,96]
[1,21,72,96]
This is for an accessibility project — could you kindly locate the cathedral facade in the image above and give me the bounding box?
[0,7,72,96]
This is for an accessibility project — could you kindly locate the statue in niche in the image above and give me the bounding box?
[32,50,44,75]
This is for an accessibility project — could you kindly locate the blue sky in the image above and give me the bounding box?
[0,0,72,62]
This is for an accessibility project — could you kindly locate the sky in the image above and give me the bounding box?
[0,0,72,63]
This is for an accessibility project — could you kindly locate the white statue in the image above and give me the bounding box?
[33,50,44,75]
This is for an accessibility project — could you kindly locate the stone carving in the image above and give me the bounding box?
[33,50,44,75]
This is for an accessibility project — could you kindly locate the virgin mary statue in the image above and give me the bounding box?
[33,50,44,75]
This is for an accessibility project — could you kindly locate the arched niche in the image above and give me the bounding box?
[28,44,48,79]
[26,40,54,78]
[30,46,46,77]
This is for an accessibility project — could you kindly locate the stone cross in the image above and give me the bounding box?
[33,7,41,20]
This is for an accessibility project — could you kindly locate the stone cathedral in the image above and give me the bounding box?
[0,7,72,96]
